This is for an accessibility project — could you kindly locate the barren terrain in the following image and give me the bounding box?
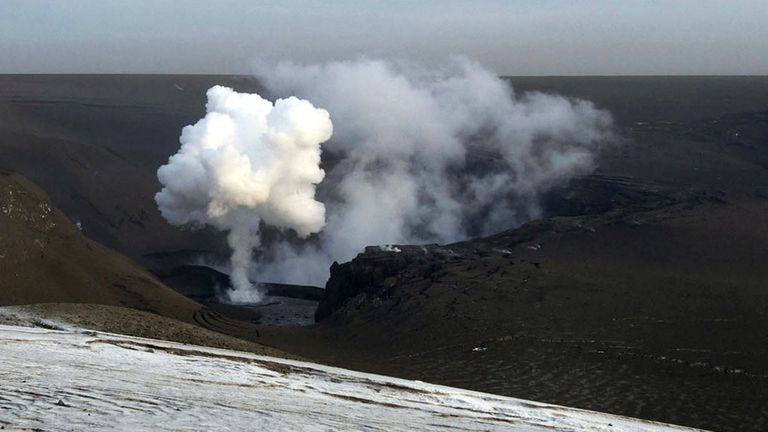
[0,75,766,431]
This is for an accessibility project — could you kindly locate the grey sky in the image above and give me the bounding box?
[1,0,766,75]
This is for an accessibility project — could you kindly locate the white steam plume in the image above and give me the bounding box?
[155,85,332,302]
[248,58,615,287]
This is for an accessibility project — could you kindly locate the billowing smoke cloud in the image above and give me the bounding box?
[244,58,615,287]
[155,85,332,302]
[156,58,615,301]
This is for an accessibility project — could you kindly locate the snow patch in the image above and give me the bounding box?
[0,324,703,431]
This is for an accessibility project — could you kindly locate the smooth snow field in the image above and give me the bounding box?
[0,324,705,431]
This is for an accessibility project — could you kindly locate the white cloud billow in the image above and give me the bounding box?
[248,58,614,286]
[155,85,332,302]
[156,58,615,301]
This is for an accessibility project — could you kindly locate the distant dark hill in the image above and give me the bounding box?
[0,75,266,170]
[0,130,221,265]
[1,75,767,271]
[0,75,266,265]
[509,76,768,210]
[506,76,768,126]
[0,170,202,323]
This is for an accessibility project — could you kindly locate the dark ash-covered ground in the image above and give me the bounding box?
[259,194,768,431]
[1,75,767,431]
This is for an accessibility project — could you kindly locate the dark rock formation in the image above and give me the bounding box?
[317,247,422,321]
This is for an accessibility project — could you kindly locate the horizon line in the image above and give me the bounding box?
[1,73,767,78]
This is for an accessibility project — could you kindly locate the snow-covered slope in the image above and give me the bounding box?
[0,324,704,431]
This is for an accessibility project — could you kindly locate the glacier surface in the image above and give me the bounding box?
[0,324,704,431]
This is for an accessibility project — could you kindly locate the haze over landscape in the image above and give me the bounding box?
[2,0,767,75]
[1,2,767,431]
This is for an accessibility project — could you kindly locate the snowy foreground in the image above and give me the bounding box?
[0,324,704,431]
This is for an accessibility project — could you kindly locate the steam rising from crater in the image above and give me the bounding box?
[248,58,614,286]
[157,57,615,299]
[155,86,332,302]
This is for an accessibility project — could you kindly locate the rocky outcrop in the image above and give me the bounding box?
[316,246,429,321]
[315,242,492,322]
[314,218,562,322]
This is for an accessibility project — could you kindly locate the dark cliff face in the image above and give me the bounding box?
[314,217,553,323]
[316,246,439,322]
